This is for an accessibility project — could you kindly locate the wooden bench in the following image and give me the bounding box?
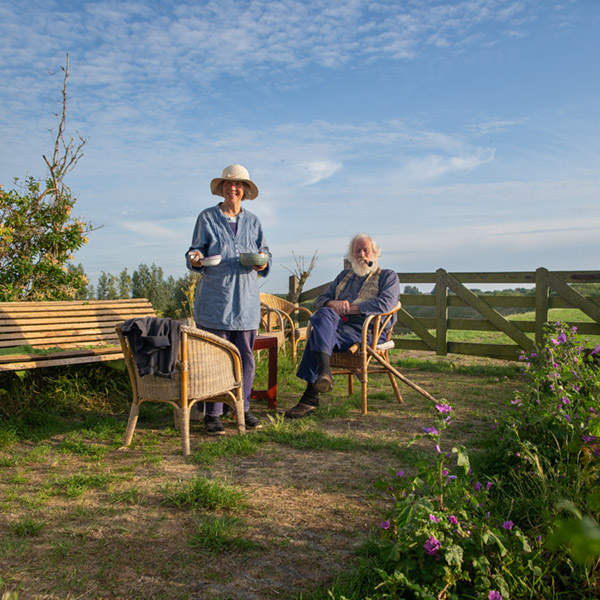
[0,299,156,372]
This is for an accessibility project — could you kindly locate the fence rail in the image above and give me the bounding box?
[293,268,600,361]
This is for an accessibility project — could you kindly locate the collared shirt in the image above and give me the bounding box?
[186,204,271,330]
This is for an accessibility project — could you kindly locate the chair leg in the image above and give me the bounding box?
[180,403,191,456]
[361,380,368,415]
[121,402,140,448]
[388,372,403,404]
[348,373,354,395]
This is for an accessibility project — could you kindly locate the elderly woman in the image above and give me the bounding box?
[186,164,272,435]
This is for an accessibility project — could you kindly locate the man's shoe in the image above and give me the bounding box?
[285,402,318,419]
[244,411,263,430]
[314,373,333,393]
[204,415,225,436]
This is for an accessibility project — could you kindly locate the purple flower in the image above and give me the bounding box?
[396,470,405,477]
[380,520,390,530]
[502,520,514,531]
[448,515,458,524]
[429,514,440,523]
[475,482,482,491]
[424,536,441,556]
[573,384,580,392]
[442,469,449,476]
[583,434,597,443]
[591,344,600,356]
[489,591,502,600]
[487,481,493,490]
[558,333,567,344]
[422,426,438,435]
[435,403,453,414]
[435,444,442,454]
[564,414,572,423]
[561,396,571,405]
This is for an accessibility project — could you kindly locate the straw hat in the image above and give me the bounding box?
[210,164,259,200]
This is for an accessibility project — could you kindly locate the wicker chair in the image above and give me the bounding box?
[260,292,313,361]
[311,303,437,414]
[116,324,245,456]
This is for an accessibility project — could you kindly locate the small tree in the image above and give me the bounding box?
[0,55,92,301]
[284,250,318,304]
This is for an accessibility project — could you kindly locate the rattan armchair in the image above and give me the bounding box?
[260,292,313,361]
[116,323,245,456]
[314,303,437,414]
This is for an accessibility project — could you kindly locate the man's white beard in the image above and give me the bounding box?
[351,258,377,278]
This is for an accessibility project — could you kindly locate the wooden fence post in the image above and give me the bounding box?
[435,268,448,356]
[535,267,549,346]
[288,275,299,303]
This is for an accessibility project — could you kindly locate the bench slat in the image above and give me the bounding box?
[0,352,125,372]
[0,298,157,370]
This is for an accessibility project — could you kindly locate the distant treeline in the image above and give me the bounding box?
[77,264,199,319]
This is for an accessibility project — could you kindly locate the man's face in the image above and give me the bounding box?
[351,237,376,276]
[353,237,374,263]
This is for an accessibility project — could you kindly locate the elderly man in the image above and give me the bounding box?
[285,234,400,418]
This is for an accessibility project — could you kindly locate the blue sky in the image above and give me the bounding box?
[1,0,599,295]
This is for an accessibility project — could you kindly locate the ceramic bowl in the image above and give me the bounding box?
[239,252,268,267]
[200,254,222,267]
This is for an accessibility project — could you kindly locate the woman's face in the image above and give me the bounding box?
[222,180,245,206]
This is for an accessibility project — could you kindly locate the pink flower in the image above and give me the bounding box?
[380,520,390,530]
[502,520,514,530]
[448,515,458,525]
[423,536,441,556]
[435,403,453,414]
[429,514,440,523]
[489,591,502,600]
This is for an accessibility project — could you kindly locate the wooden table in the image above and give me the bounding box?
[251,335,278,409]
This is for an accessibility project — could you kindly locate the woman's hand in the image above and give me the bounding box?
[252,253,268,271]
[189,251,204,267]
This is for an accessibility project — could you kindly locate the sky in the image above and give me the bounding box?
[1,0,599,295]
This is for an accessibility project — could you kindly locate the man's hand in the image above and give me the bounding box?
[325,300,351,316]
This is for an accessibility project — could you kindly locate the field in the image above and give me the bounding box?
[0,348,523,600]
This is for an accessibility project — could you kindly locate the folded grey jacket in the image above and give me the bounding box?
[122,317,182,378]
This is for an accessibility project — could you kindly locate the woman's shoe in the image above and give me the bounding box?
[204,415,225,436]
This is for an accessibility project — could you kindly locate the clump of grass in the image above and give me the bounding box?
[10,516,46,537]
[108,487,147,506]
[160,476,247,511]
[258,421,361,451]
[57,438,109,461]
[190,433,262,466]
[188,514,261,554]
[51,472,118,498]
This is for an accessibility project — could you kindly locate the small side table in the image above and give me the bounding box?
[251,335,278,409]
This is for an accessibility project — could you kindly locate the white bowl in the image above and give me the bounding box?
[200,254,222,267]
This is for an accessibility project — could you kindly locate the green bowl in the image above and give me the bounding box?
[240,252,268,267]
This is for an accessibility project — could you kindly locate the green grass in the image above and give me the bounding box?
[187,514,261,554]
[160,476,248,511]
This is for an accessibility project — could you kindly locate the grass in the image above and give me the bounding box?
[0,341,527,599]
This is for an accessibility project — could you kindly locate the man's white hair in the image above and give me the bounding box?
[345,233,382,262]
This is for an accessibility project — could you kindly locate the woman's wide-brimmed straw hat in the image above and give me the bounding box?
[210,164,259,200]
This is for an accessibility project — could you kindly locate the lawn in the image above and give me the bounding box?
[0,349,523,599]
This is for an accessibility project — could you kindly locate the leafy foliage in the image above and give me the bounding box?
[327,322,600,600]
[0,57,92,301]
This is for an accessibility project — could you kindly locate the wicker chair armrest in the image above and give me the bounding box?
[181,325,242,359]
